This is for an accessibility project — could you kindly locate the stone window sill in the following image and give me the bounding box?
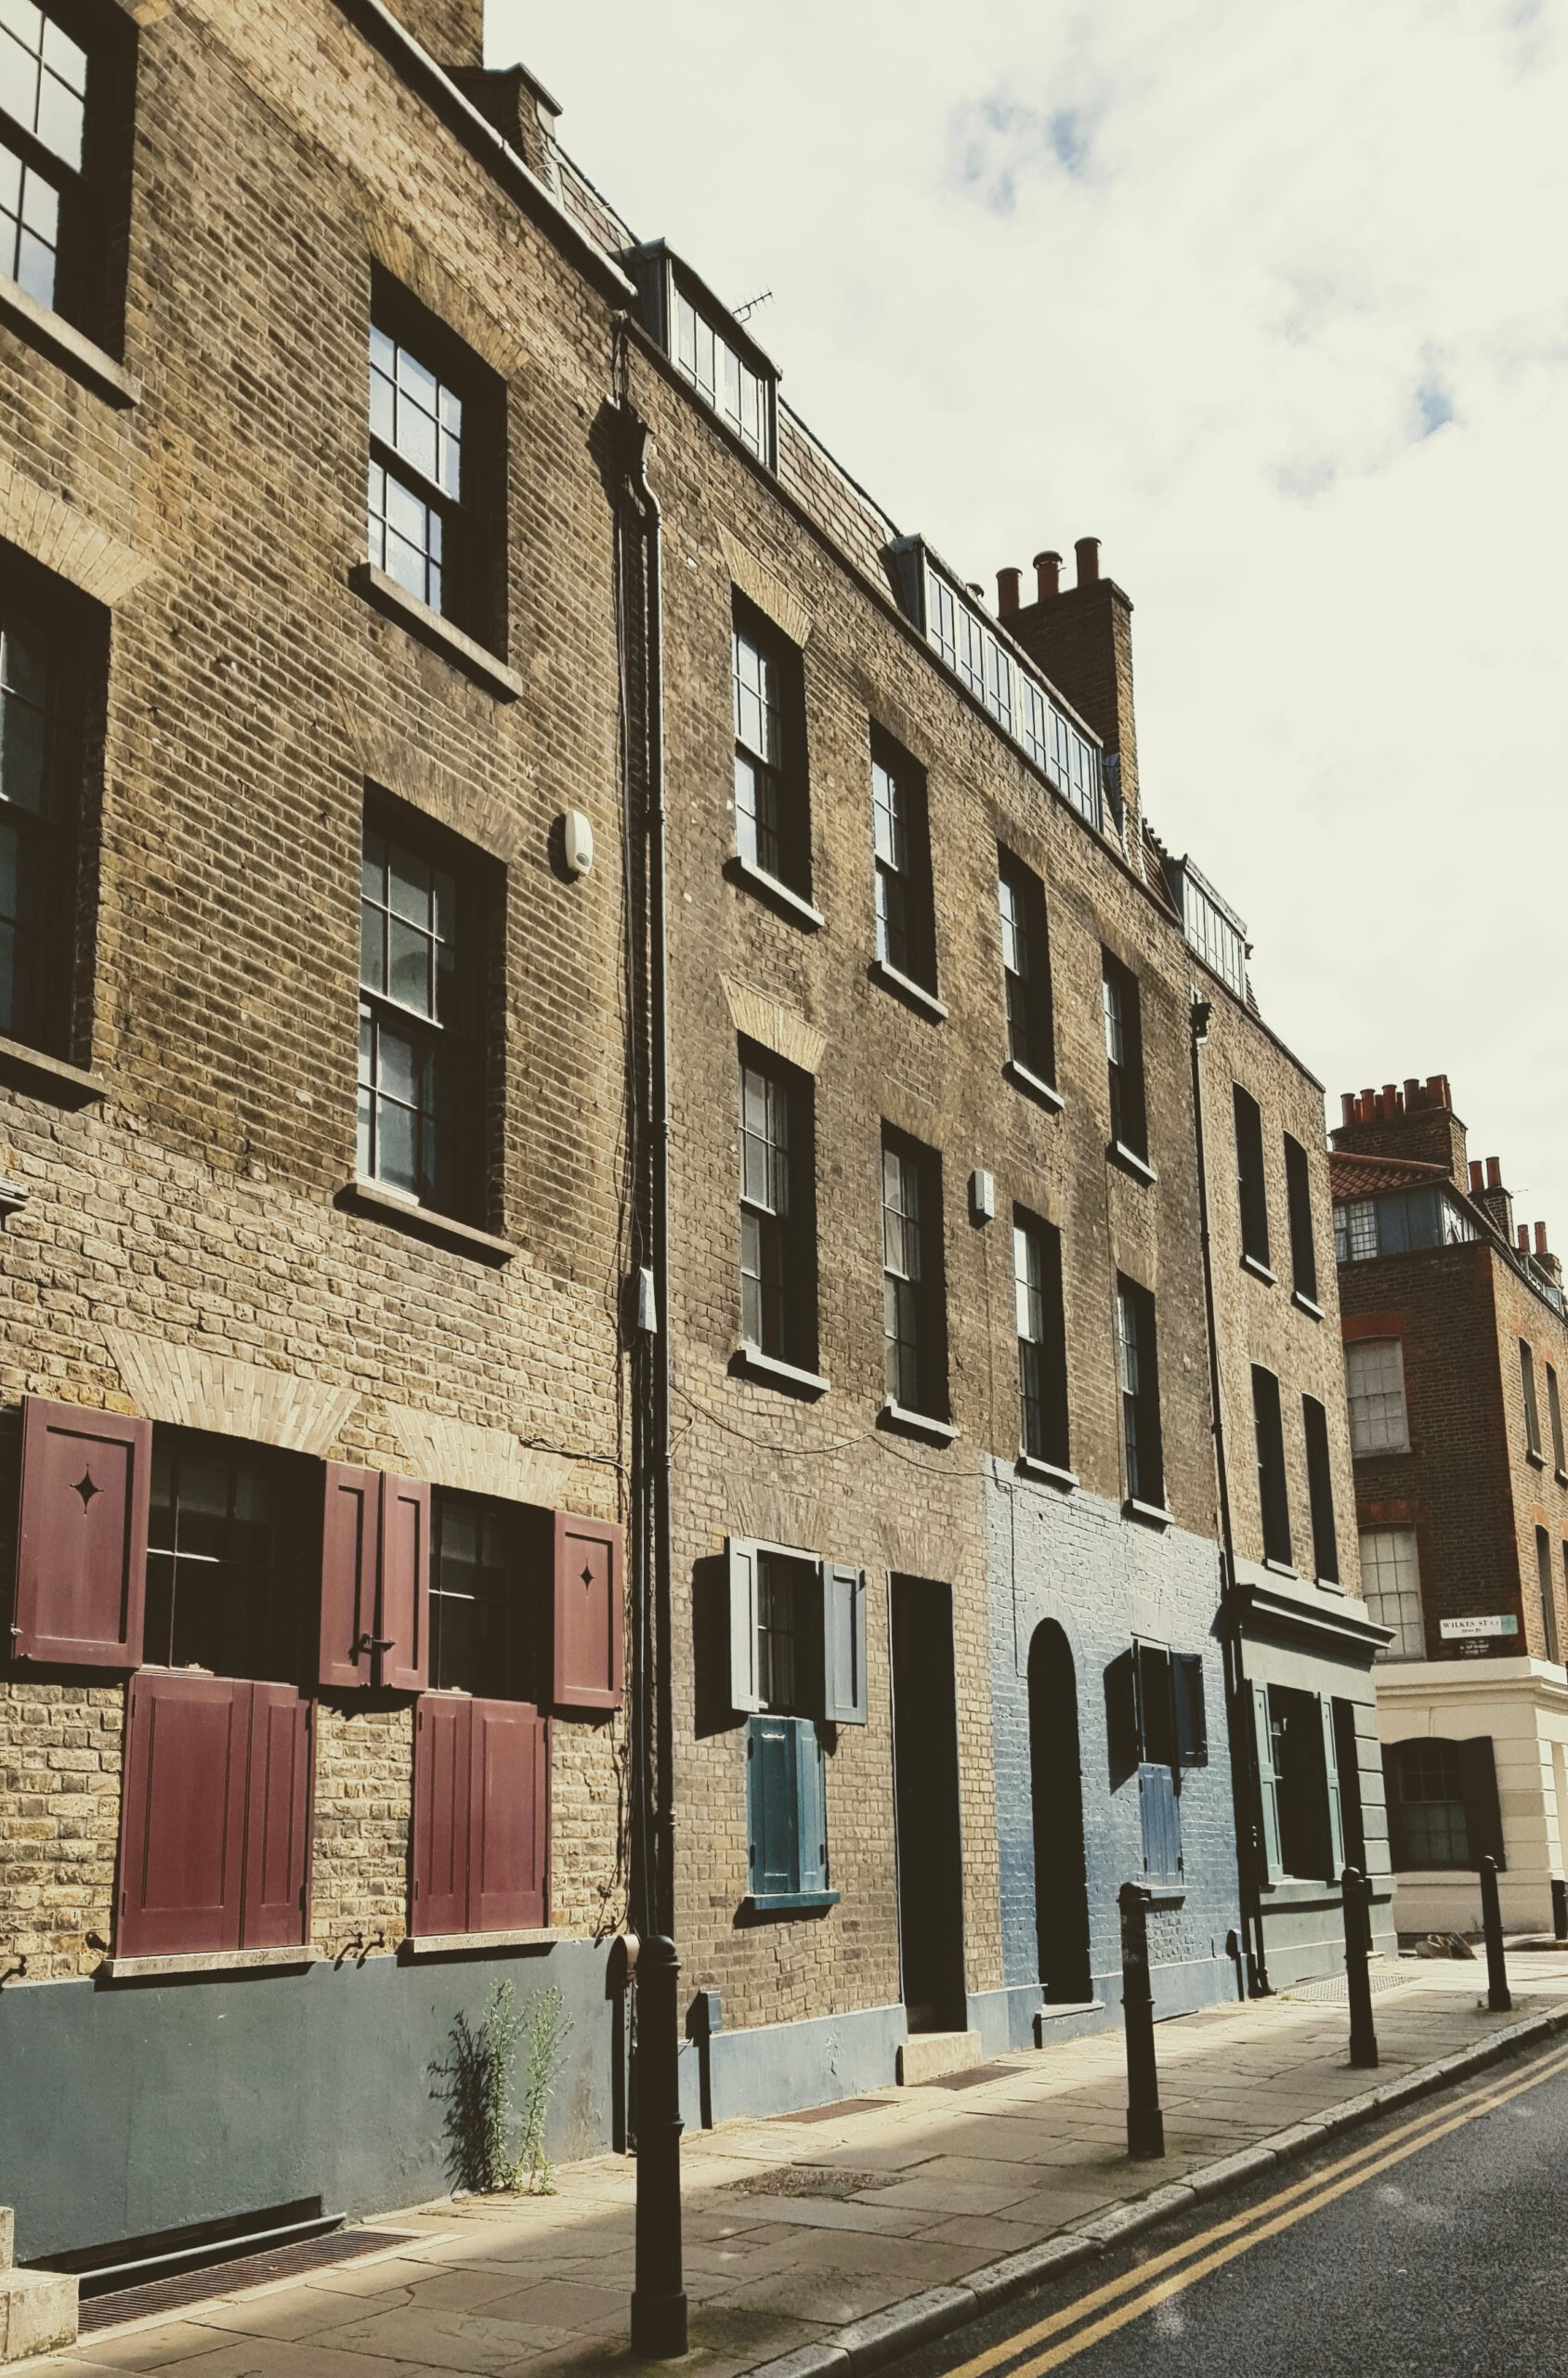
[880,1401,958,1444]
[340,1179,515,1265]
[1018,1454,1078,1491]
[1242,1253,1276,1287]
[740,1890,839,1916]
[1556,1470,1568,1489]
[0,1033,110,1107]
[725,854,824,931]
[869,957,947,1024]
[1004,1058,1064,1114]
[1109,1140,1156,1186]
[1292,1290,1325,1320]
[102,1945,313,1979]
[1125,1497,1175,1529]
[402,1927,559,1957]
[349,563,523,700]
[731,1343,830,1399]
[1526,1447,1547,1470]
[0,272,141,407]
[1263,1558,1298,1578]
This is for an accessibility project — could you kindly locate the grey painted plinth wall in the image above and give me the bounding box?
[0,1941,616,2262]
[987,1468,1245,2031]
[678,2001,908,2132]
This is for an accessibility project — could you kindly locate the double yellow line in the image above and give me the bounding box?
[942,2037,1568,2378]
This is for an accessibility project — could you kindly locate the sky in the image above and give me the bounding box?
[491,0,1568,1226]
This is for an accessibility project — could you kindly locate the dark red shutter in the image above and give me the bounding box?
[469,1700,549,1932]
[552,1511,623,1711]
[379,1474,430,1692]
[13,1397,152,1667]
[241,1686,312,1948]
[411,1692,471,1936]
[318,1464,379,1691]
[118,1673,248,1955]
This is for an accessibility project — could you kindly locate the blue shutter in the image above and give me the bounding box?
[1138,1761,1181,1880]
[1320,1695,1346,1878]
[796,1720,830,1893]
[747,1714,799,1897]
[728,1538,763,1715]
[821,1562,868,1724]
[1253,1682,1284,1882]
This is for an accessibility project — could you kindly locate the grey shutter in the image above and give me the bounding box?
[796,1719,830,1894]
[746,1713,799,1897]
[1459,1736,1505,1869]
[1319,1695,1346,1878]
[1173,1653,1208,1768]
[1252,1681,1285,1882]
[821,1562,868,1724]
[727,1537,763,1715]
[1138,1762,1182,1879]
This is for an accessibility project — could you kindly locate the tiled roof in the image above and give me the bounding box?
[1328,1149,1450,1196]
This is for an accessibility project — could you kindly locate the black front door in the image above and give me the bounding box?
[891,1576,966,2032]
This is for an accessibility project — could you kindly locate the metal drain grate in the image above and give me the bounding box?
[78,2228,424,2332]
[1281,1968,1415,2005]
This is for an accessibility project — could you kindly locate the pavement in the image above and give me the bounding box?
[27,1950,1568,2378]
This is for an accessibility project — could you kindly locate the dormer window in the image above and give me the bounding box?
[629,243,778,469]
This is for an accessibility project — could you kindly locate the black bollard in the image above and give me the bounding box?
[1479,1855,1512,2013]
[1341,1865,1379,2070]
[1551,1875,1566,1942]
[630,1934,688,2357]
[1119,1882,1165,2159]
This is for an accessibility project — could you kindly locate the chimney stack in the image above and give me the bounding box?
[1033,550,1063,602]
[1003,537,1142,874]
[1327,1069,1469,1181]
[1075,535,1101,587]
[997,567,1022,617]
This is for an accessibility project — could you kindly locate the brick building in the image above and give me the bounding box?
[1331,1076,1568,1933]
[0,0,1390,2279]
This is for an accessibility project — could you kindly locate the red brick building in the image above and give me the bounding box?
[1330,1077,1568,1931]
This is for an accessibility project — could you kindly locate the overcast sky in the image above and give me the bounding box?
[492,1,1568,1227]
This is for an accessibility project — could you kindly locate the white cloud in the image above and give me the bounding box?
[491,0,1568,1222]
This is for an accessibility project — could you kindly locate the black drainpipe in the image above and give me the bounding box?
[1190,996,1270,1997]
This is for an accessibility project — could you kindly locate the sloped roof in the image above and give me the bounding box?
[1328,1149,1450,1197]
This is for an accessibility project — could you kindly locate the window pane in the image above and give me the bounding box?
[1346,1339,1408,1454]
[0,681,46,812]
[1359,1527,1423,1658]
[387,914,430,1014]
[377,1095,417,1196]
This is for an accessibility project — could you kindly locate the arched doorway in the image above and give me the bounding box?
[1028,1621,1091,2004]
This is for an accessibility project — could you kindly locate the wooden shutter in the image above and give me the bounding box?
[378,1474,430,1692]
[821,1562,868,1724]
[552,1511,623,1710]
[242,1686,312,1949]
[795,1718,830,1895]
[119,1673,249,1955]
[727,1537,763,1715]
[1252,1681,1284,1883]
[469,1700,549,1931]
[318,1464,380,1691]
[1138,1761,1182,1880]
[1319,1695,1346,1880]
[746,1713,799,1897]
[411,1693,472,1936]
[1173,1653,1208,1768]
[1459,1735,1506,1869]
[13,1398,151,1667]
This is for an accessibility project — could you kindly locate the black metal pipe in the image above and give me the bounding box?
[1119,1883,1165,2159]
[629,1935,687,2358]
[1480,1855,1511,2013]
[1551,1875,1566,1941]
[1341,1865,1379,2068]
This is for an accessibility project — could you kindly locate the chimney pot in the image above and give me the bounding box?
[1033,549,1063,602]
[1486,1156,1502,1190]
[997,566,1022,617]
[1382,1083,1399,1109]
[1404,1078,1421,1107]
[1074,535,1101,587]
[1518,1224,1530,1251]
[1536,1222,1549,1257]
[1427,1074,1450,1109]
[1469,1161,1484,1193]
[1341,1094,1356,1128]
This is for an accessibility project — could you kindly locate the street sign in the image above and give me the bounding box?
[1438,1614,1520,1640]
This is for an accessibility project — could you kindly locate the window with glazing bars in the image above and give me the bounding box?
[1014,1210,1068,1470]
[431,1492,539,1700]
[1386,1739,1469,1867]
[1251,1365,1291,1566]
[998,849,1053,1086]
[368,309,465,621]
[1359,1527,1424,1658]
[870,737,934,989]
[1102,952,1147,1160]
[1302,1394,1339,1584]
[0,581,81,1057]
[882,1130,945,1418]
[1549,1365,1566,1476]
[1116,1275,1163,1509]
[1345,1339,1408,1454]
[1284,1133,1318,1302]
[359,810,481,1222]
[1535,1524,1559,1663]
[1234,1085,1270,1272]
[1521,1339,1543,1459]
[0,0,124,338]
[672,283,770,462]
[143,1432,298,1685]
[756,1549,817,1715]
[732,599,807,896]
[738,1047,816,1370]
